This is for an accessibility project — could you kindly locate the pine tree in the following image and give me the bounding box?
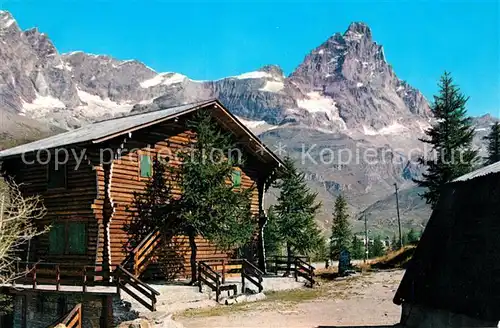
[414,72,478,209]
[126,157,174,248]
[329,194,351,260]
[350,235,364,259]
[263,206,284,256]
[406,228,419,245]
[312,237,328,262]
[391,234,399,251]
[369,235,385,258]
[273,157,322,274]
[170,111,254,282]
[483,122,500,165]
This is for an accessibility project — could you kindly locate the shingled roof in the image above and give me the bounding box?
[0,99,283,167]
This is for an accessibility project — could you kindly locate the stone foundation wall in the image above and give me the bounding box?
[401,302,498,328]
[11,293,107,328]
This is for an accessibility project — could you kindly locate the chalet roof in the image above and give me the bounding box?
[452,161,500,182]
[395,171,500,322]
[0,99,283,167]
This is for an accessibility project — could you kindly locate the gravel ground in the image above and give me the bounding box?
[177,270,404,328]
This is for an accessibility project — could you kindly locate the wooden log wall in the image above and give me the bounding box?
[98,118,262,276]
[3,151,99,264]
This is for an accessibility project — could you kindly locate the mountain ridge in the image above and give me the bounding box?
[1,10,497,235]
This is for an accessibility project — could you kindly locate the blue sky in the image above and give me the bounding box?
[1,0,499,116]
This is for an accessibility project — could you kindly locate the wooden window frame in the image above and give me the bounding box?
[232,169,242,189]
[48,219,88,256]
[138,150,153,180]
[46,160,67,190]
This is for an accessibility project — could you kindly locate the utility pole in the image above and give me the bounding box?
[364,212,368,263]
[394,183,403,249]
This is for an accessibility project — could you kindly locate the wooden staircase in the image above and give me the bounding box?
[48,303,82,328]
[294,257,316,287]
[267,255,316,287]
[124,230,162,278]
[197,259,264,302]
[198,261,237,302]
[115,266,160,312]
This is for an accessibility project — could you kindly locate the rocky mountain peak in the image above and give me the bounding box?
[0,14,430,135]
[344,22,372,40]
[24,27,58,58]
[0,10,18,32]
[258,64,285,78]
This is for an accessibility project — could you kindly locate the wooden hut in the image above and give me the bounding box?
[0,99,283,327]
[394,163,500,327]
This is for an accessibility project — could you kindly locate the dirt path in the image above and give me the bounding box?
[176,270,404,328]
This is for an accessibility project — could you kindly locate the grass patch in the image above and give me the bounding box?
[177,303,254,318]
[176,288,325,318]
[264,288,324,303]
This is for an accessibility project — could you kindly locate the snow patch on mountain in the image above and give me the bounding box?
[0,11,15,29]
[22,94,66,115]
[54,62,72,71]
[379,122,409,135]
[76,89,133,116]
[297,92,338,114]
[140,72,186,88]
[235,116,277,134]
[363,122,410,136]
[259,81,284,93]
[234,71,272,80]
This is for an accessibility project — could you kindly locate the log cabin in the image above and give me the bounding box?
[0,99,283,327]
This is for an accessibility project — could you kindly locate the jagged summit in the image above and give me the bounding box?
[0,10,17,30]
[258,64,285,78]
[345,22,372,39]
[0,14,429,133]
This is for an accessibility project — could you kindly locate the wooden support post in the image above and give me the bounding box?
[274,256,278,276]
[198,263,202,293]
[56,265,60,291]
[294,258,298,282]
[32,264,37,289]
[241,263,245,294]
[216,279,220,303]
[100,296,113,328]
[221,260,226,285]
[83,266,87,293]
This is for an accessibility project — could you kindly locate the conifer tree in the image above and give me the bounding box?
[130,111,256,282]
[263,206,284,256]
[369,235,385,258]
[350,235,364,259]
[406,228,419,245]
[126,157,174,248]
[483,122,500,165]
[414,72,477,208]
[174,111,255,282]
[273,157,322,274]
[391,234,399,251]
[329,194,352,260]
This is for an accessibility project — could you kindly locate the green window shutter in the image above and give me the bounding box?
[49,223,65,255]
[140,155,152,177]
[232,170,241,188]
[68,222,86,255]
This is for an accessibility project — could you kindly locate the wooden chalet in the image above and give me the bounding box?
[0,99,284,327]
[394,163,500,327]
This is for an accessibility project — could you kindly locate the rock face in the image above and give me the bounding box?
[0,12,429,134]
[0,10,494,233]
